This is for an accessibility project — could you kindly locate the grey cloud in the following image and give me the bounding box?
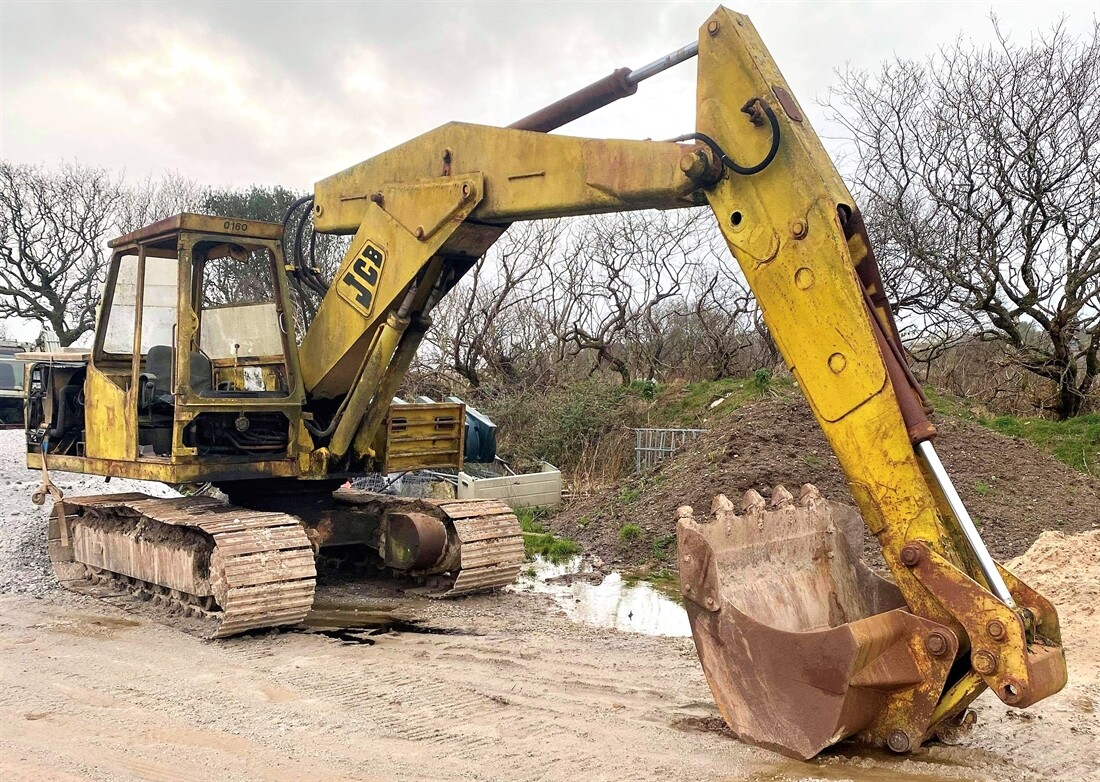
[2,0,1095,188]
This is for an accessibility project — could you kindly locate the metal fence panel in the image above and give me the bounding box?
[634,427,705,472]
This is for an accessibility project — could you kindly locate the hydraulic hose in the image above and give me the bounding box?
[667,99,782,177]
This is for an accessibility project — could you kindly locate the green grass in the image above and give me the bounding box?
[618,523,643,543]
[984,414,1098,475]
[523,532,581,562]
[925,388,1098,475]
[626,379,659,401]
[923,386,978,420]
[974,480,992,497]
[650,533,676,560]
[516,506,580,563]
[622,566,682,602]
[650,376,793,427]
[751,368,774,396]
[618,487,641,504]
[516,506,551,533]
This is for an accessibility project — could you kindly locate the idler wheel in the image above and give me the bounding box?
[384,512,448,571]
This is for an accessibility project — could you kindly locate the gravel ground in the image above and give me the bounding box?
[0,430,177,596]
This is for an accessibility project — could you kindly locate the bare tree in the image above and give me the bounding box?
[424,209,779,390]
[117,171,202,233]
[0,162,124,345]
[687,265,756,379]
[830,19,1100,417]
[428,220,561,388]
[552,210,704,385]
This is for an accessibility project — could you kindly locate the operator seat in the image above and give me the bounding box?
[144,345,173,406]
[144,345,213,407]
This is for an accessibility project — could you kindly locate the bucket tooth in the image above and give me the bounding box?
[798,483,823,506]
[711,494,735,513]
[678,485,956,759]
[769,484,795,508]
[740,489,766,512]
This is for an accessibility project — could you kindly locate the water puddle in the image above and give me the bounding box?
[512,556,691,637]
[296,601,476,645]
[48,614,142,638]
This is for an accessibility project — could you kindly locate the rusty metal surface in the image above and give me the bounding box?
[903,541,1067,709]
[771,85,804,122]
[50,494,316,639]
[384,512,449,570]
[108,212,283,249]
[509,68,638,133]
[678,486,956,759]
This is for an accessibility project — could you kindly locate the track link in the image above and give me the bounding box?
[436,499,525,595]
[49,493,316,638]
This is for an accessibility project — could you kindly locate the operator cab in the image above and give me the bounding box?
[26,214,305,474]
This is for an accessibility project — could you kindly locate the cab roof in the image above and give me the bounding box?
[108,212,284,250]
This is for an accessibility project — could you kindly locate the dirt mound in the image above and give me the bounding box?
[1008,530,1100,680]
[550,394,1100,567]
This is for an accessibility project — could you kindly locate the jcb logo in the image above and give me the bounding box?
[338,241,385,318]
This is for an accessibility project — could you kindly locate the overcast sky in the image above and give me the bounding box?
[2,0,1096,192]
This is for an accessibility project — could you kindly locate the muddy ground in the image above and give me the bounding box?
[551,394,1100,567]
[0,432,1097,781]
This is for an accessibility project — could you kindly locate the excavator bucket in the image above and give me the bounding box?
[677,484,958,760]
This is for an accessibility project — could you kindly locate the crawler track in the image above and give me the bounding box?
[47,491,522,637]
[330,491,525,596]
[49,493,316,638]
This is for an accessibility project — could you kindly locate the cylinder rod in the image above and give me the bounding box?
[917,440,1016,608]
[627,41,699,85]
[510,41,699,133]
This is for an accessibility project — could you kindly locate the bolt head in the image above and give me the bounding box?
[972,650,998,675]
[680,151,704,177]
[900,544,922,567]
[707,19,720,35]
[791,219,807,239]
[924,630,950,657]
[461,182,472,199]
[886,729,911,754]
[683,553,692,564]
[986,619,1007,641]
[415,225,425,239]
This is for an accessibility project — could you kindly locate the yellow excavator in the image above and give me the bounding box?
[22,6,1065,761]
